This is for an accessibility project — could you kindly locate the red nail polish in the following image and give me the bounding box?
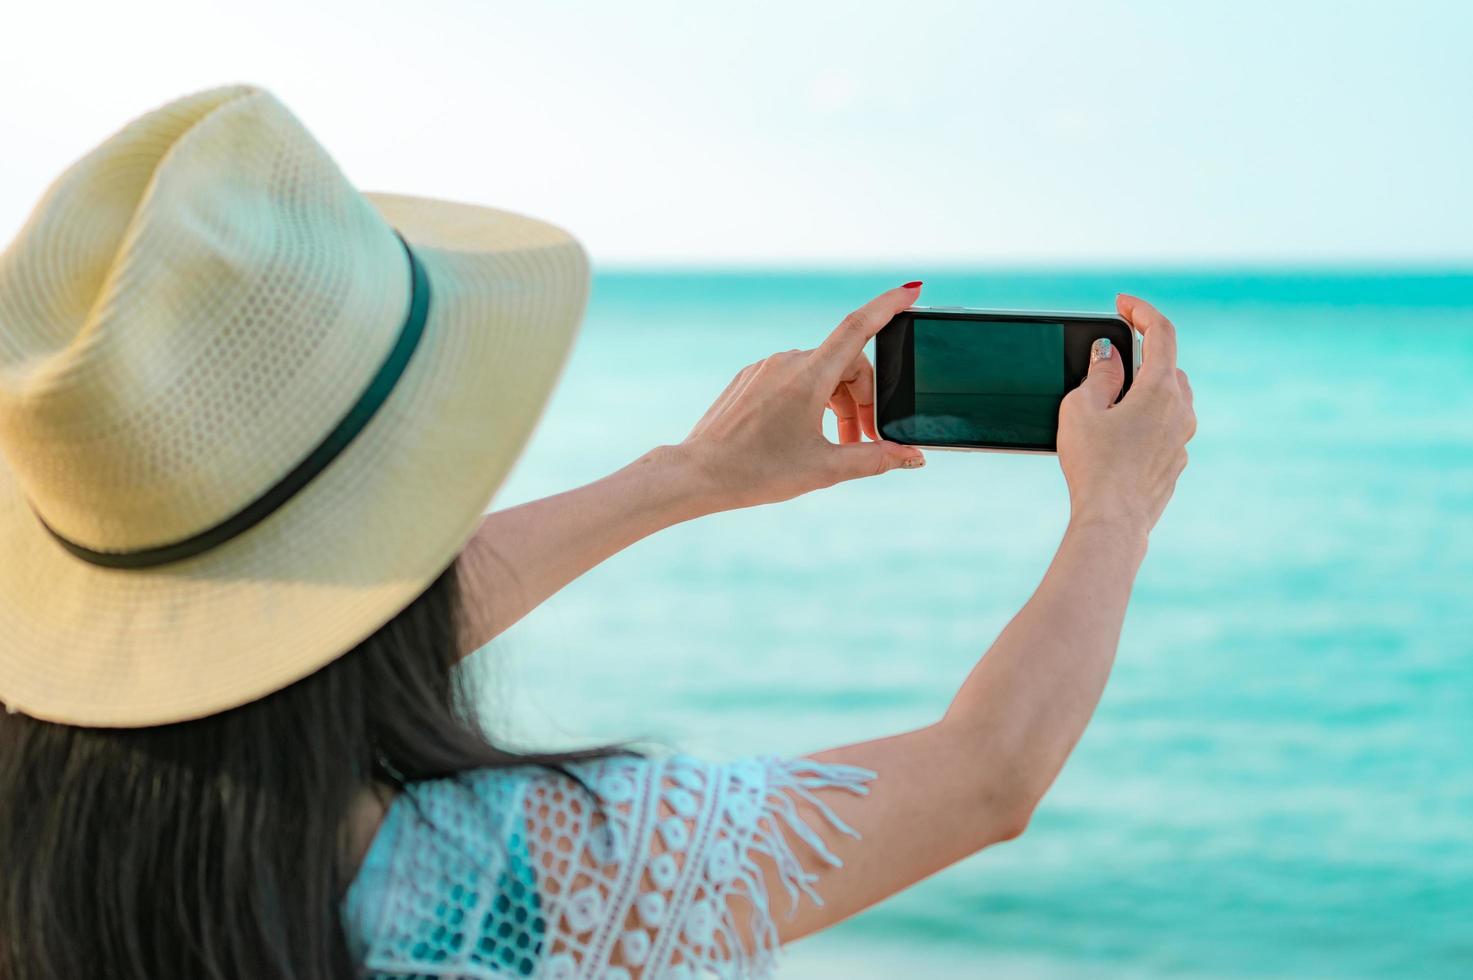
[902,280,923,289]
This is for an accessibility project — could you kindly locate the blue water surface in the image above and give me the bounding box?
[485,268,1473,979]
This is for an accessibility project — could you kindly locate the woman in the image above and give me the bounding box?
[0,86,1194,979]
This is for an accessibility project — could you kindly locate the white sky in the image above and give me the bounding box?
[2,0,1470,265]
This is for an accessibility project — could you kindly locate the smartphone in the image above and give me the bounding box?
[874,307,1140,454]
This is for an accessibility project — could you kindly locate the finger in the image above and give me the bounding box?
[838,351,878,440]
[1177,368,1194,407]
[814,281,923,383]
[827,384,861,444]
[857,400,878,442]
[1116,293,1178,378]
[826,440,926,482]
[1073,336,1127,410]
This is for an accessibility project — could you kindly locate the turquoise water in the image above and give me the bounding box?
[486,269,1473,978]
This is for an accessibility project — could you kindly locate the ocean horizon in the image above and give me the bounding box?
[484,266,1472,978]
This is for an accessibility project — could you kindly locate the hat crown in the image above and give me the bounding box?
[0,85,408,553]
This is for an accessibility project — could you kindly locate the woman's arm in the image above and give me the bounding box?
[453,448,715,655]
[778,516,1147,939]
[453,286,930,657]
[757,294,1197,943]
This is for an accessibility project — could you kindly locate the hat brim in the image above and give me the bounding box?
[0,193,589,727]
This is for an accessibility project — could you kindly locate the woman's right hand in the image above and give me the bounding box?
[1057,294,1196,537]
[775,293,1195,946]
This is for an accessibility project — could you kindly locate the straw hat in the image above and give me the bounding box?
[0,85,590,727]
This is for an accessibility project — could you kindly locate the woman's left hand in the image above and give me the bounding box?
[675,284,928,511]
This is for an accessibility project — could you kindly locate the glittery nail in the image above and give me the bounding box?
[1091,337,1113,362]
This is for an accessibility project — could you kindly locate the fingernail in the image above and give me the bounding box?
[901,280,923,289]
[1091,338,1113,362]
[901,454,926,469]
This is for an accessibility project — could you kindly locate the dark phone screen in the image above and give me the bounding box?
[875,310,1132,451]
[887,318,1065,448]
[916,318,1064,446]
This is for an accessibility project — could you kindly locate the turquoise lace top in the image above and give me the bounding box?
[342,755,875,979]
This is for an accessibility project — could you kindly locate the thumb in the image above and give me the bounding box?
[1075,336,1126,409]
[829,440,926,482]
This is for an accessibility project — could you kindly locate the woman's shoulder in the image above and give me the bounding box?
[344,754,875,978]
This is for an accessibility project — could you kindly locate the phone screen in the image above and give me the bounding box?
[891,318,1066,448]
[875,308,1133,452]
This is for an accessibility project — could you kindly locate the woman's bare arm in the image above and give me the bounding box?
[453,287,930,657]
[453,448,716,656]
[751,294,1196,943]
[781,515,1148,939]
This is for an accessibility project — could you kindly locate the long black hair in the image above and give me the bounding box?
[0,558,616,980]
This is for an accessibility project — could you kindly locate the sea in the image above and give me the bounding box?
[482,268,1473,979]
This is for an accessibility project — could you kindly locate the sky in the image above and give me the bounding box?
[2,0,1470,266]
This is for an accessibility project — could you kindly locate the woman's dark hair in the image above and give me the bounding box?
[0,559,615,980]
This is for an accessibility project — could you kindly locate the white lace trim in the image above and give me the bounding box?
[347,755,874,979]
